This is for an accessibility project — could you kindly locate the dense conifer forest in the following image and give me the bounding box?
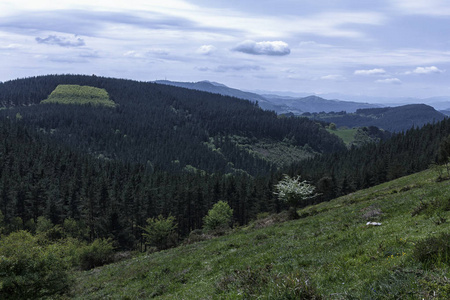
[0,74,449,250]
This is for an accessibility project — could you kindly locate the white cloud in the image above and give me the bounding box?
[123,50,144,58]
[390,0,450,16]
[406,66,444,74]
[197,45,216,55]
[123,48,169,58]
[321,74,346,81]
[354,68,386,75]
[232,40,290,56]
[0,43,22,49]
[376,78,402,84]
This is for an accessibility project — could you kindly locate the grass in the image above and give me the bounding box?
[327,128,358,146]
[41,85,116,108]
[71,167,450,299]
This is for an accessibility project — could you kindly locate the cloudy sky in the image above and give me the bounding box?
[1,0,449,99]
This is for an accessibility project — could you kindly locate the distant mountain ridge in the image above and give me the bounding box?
[153,80,380,113]
[262,94,380,114]
[308,104,446,132]
[154,80,279,110]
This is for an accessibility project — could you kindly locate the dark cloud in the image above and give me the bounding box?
[232,40,290,56]
[35,35,85,47]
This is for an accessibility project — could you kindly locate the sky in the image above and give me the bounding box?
[1,0,450,99]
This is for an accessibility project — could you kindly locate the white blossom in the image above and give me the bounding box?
[274,174,317,207]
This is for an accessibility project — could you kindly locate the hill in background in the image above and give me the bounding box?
[154,80,380,114]
[306,104,446,132]
[0,75,346,175]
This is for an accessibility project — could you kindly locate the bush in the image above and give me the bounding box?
[142,215,178,251]
[274,174,317,210]
[413,233,450,267]
[78,238,115,270]
[0,231,71,299]
[203,201,233,231]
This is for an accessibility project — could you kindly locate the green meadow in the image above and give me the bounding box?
[41,85,116,108]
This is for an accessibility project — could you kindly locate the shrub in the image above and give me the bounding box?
[0,231,71,299]
[142,215,178,251]
[78,238,115,270]
[203,201,233,231]
[413,233,450,267]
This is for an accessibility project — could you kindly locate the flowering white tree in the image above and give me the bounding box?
[274,174,318,212]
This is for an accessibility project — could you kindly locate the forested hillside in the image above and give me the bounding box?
[0,75,345,175]
[0,74,449,252]
[290,119,450,202]
[306,104,446,132]
[0,119,280,248]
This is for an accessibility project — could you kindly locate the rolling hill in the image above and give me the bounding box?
[0,75,346,175]
[307,104,446,132]
[71,166,450,299]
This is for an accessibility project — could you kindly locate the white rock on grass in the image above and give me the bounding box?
[366,222,382,226]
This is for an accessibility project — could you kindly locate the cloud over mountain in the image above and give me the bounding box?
[232,40,290,56]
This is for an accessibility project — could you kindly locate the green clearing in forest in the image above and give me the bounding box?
[41,84,116,108]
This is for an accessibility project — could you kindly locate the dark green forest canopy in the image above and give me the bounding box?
[0,74,449,250]
[0,74,346,175]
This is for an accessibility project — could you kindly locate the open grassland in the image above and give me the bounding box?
[72,168,450,299]
[327,128,358,146]
[41,84,116,108]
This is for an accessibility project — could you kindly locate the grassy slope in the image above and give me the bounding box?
[41,84,116,108]
[72,168,450,299]
[326,128,358,146]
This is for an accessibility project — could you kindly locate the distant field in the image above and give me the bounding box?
[327,128,357,145]
[41,84,116,107]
